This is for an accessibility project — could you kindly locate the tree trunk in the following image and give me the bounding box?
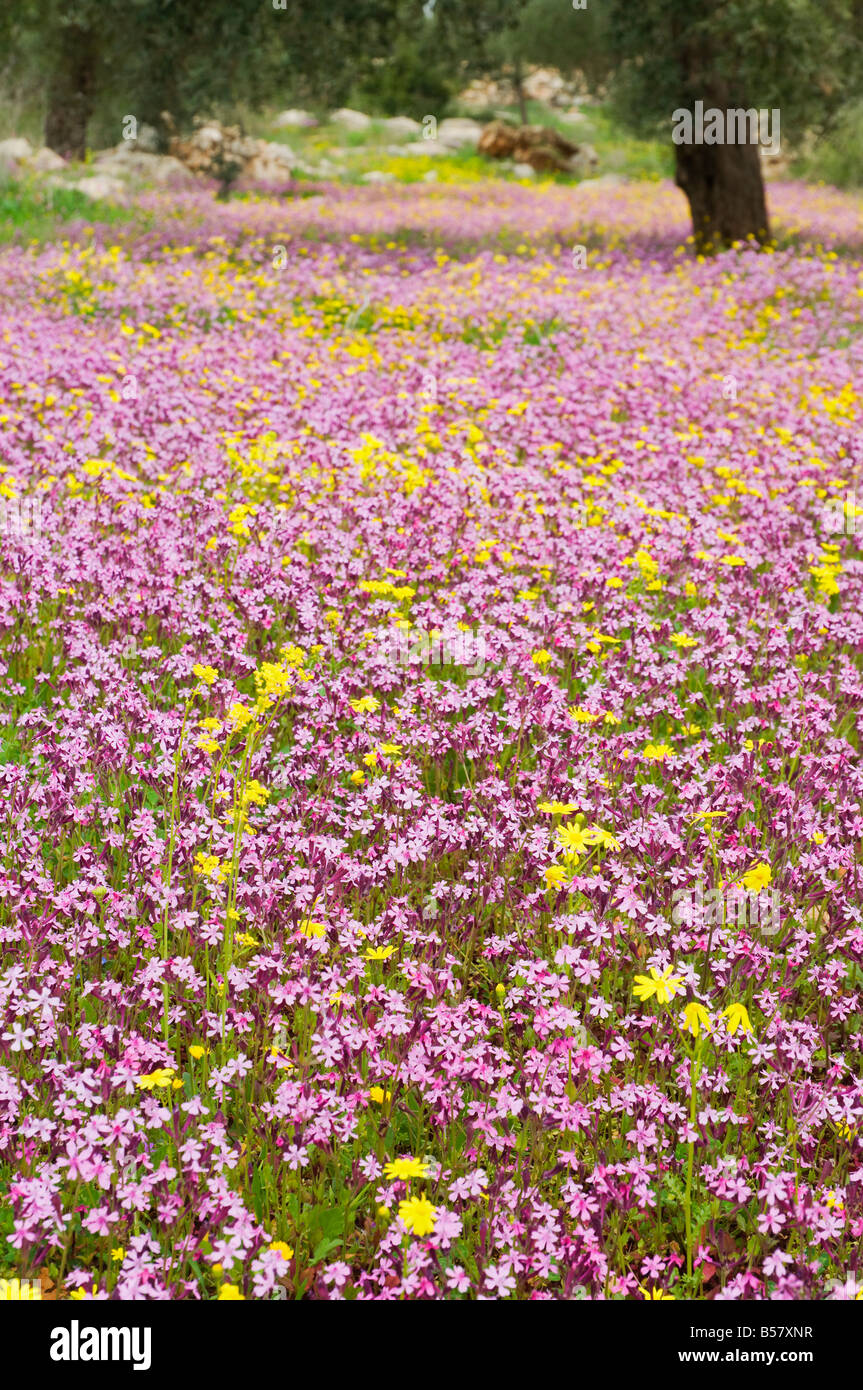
[674,128,770,255]
[513,59,529,127]
[44,25,98,162]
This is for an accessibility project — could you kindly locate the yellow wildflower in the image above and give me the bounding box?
[398,1196,437,1237]
[384,1157,428,1181]
[135,1067,176,1090]
[680,1002,712,1038]
[723,1002,753,1035]
[226,702,254,732]
[740,862,771,893]
[349,695,380,714]
[556,823,589,856]
[633,966,684,1005]
[365,944,395,961]
[544,864,569,890]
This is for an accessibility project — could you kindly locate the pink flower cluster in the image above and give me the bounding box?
[0,177,861,1300]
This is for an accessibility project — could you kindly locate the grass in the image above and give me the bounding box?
[0,175,138,246]
[790,102,863,190]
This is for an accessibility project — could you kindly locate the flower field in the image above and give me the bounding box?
[1,176,863,1301]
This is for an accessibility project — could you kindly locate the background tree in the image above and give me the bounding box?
[348,0,454,117]
[8,0,407,158]
[483,0,613,114]
[433,0,862,252]
[432,0,534,120]
[599,0,863,251]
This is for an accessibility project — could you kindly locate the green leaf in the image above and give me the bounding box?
[311,1235,342,1263]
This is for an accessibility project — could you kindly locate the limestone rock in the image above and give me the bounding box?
[0,137,33,162]
[168,122,258,183]
[125,123,159,152]
[241,143,297,185]
[93,147,194,185]
[437,118,483,149]
[382,116,421,139]
[28,147,67,172]
[73,175,125,201]
[273,109,317,129]
[401,139,446,157]
[330,109,371,132]
[0,136,33,172]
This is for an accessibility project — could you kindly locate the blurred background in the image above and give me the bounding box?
[0,0,861,250]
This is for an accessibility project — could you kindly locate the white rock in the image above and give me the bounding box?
[330,108,371,132]
[401,139,446,157]
[192,125,224,149]
[576,173,624,189]
[361,170,394,183]
[73,175,125,201]
[148,155,195,184]
[94,145,130,163]
[255,142,295,167]
[0,137,33,163]
[382,116,421,138]
[28,147,67,172]
[123,123,159,152]
[92,150,191,184]
[437,118,483,149]
[421,170,439,182]
[92,151,137,173]
[273,109,317,129]
[512,162,536,179]
[243,147,297,184]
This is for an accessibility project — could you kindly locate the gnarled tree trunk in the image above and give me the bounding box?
[44,25,98,162]
[675,138,770,254]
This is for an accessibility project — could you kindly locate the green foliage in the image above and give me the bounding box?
[350,1,455,116]
[487,0,613,90]
[601,0,863,144]
[6,0,412,151]
[792,99,863,187]
[0,175,136,244]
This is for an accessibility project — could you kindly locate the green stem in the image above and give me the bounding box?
[162,698,192,1041]
[684,1042,703,1281]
